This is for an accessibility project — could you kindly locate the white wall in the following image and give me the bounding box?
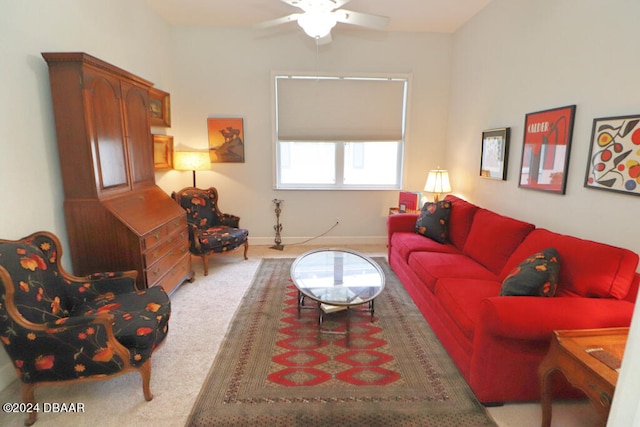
[156,27,453,245]
[447,0,640,257]
[0,0,172,392]
[446,0,640,424]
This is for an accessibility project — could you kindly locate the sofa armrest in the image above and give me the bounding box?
[477,296,636,341]
[387,213,418,237]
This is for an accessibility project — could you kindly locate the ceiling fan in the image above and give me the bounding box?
[256,0,390,44]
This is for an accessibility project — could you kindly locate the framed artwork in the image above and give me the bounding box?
[480,127,510,180]
[149,87,171,127]
[207,117,245,163]
[585,114,640,196]
[153,134,173,170]
[518,105,576,194]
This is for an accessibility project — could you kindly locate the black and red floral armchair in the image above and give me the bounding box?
[0,231,171,426]
[171,187,248,276]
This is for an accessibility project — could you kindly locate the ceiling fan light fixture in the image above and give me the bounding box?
[297,11,337,38]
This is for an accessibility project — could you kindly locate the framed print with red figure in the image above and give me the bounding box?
[518,105,576,194]
[585,114,640,196]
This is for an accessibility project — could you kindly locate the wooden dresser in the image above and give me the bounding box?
[43,52,193,294]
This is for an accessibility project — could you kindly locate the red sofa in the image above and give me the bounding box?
[387,194,639,403]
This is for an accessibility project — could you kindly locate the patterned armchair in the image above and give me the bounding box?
[171,187,248,276]
[0,231,171,426]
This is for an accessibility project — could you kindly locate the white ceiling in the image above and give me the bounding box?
[145,0,494,34]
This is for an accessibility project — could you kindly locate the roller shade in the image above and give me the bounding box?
[276,75,406,142]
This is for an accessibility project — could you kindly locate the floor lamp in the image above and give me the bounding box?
[173,151,211,187]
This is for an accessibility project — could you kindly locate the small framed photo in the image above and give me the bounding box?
[207,117,245,163]
[519,105,576,194]
[153,134,173,170]
[149,87,171,127]
[480,128,510,180]
[585,114,640,196]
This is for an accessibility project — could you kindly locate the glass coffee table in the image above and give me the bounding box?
[290,248,385,344]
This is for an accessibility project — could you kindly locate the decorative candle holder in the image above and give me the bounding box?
[271,199,284,250]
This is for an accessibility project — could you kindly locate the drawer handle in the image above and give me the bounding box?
[173,221,181,227]
[600,392,612,407]
[152,268,161,276]
[154,233,160,240]
[181,247,187,254]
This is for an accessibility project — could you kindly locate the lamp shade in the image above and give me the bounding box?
[424,169,452,201]
[173,151,211,172]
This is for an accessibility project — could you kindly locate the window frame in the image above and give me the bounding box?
[272,72,410,190]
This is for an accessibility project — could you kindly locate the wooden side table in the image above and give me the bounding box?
[538,327,628,427]
[388,207,420,215]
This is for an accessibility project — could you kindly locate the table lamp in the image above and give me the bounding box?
[424,169,451,202]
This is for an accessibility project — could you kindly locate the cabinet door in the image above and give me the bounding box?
[122,81,155,188]
[84,70,130,194]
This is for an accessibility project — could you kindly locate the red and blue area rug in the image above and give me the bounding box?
[187,258,496,426]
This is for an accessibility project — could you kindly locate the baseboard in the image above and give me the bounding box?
[249,235,387,247]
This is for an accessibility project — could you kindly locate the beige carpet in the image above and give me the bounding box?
[0,244,593,427]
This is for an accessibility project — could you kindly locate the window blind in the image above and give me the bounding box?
[276,75,406,142]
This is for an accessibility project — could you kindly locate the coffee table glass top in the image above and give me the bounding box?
[290,248,385,306]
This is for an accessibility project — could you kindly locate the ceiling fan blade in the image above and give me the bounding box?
[333,9,390,30]
[315,32,333,45]
[254,13,301,29]
[279,0,305,9]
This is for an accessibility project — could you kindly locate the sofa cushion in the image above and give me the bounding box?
[414,200,452,243]
[500,229,639,299]
[500,248,560,297]
[408,251,499,292]
[391,232,460,262]
[435,278,502,341]
[444,195,480,250]
[463,209,535,275]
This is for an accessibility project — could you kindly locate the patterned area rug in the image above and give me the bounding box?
[186,258,497,426]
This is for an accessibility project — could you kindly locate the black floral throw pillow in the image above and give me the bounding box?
[500,248,561,297]
[414,200,452,244]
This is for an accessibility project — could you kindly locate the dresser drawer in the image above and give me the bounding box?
[143,228,188,267]
[142,215,187,250]
[151,252,192,295]
[145,241,189,284]
[166,215,187,234]
[142,224,168,250]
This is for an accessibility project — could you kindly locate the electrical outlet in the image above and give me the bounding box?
[335,218,340,224]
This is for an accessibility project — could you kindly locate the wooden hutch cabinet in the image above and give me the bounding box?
[42,52,193,294]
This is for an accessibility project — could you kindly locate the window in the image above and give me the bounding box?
[274,73,409,190]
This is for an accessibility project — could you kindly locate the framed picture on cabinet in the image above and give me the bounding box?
[480,127,510,180]
[518,105,576,194]
[149,87,171,127]
[153,134,173,170]
[585,114,640,196]
[207,117,245,163]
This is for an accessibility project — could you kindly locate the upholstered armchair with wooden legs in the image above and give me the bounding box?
[0,231,171,426]
[171,187,249,276]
